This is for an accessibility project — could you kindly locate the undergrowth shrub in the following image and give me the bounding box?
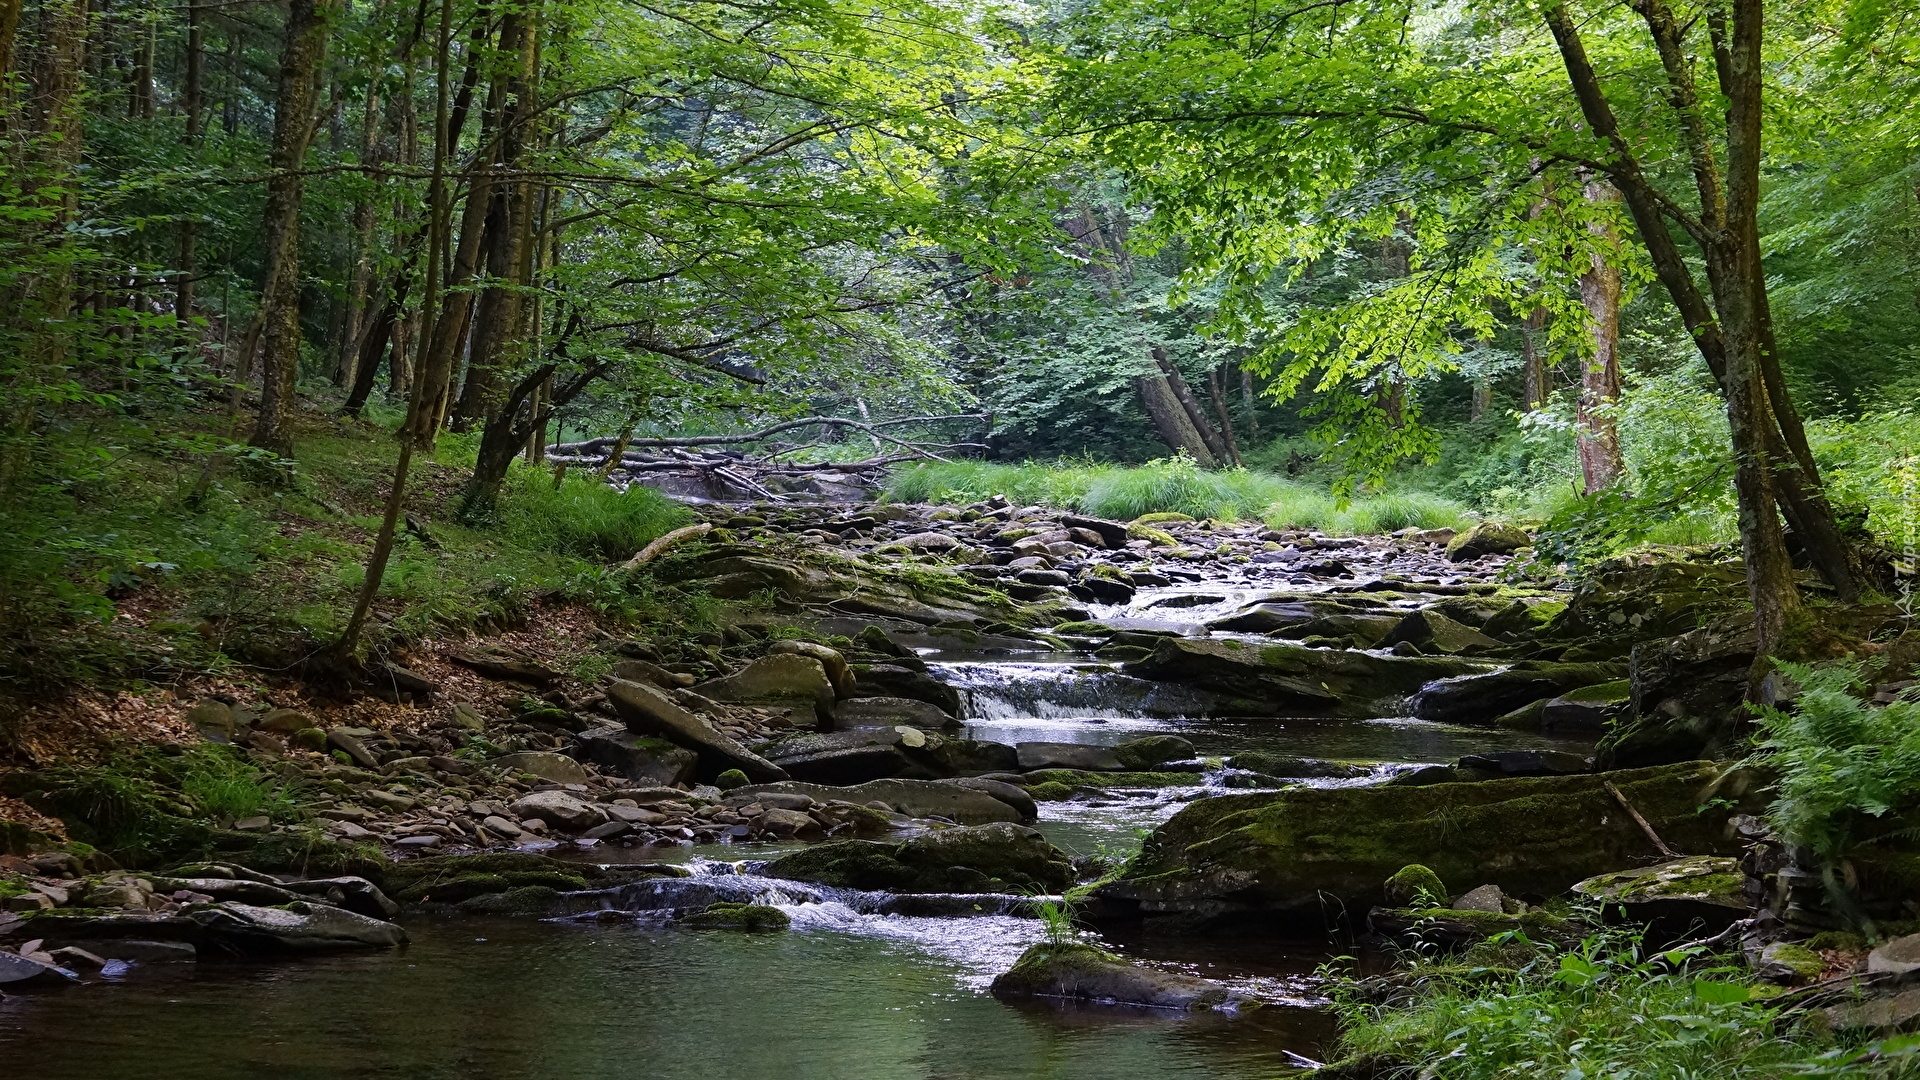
[493,466,692,561]
[1333,930,1911,1078]
[1751,660,1920,858]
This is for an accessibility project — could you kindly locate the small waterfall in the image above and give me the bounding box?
[933,661,1233,722]
[554,859,1048,922]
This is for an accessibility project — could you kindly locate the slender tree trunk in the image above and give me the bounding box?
[1470,378,1492,422]
[1154,348,1229,463]
[175,0,202,325]
[1238,366,1261,437]
[336,88,382,387]
[1521,307,1551,410]
[250,0,336,459]
[1206,366,1244,466]
[0,0,87,493]
[0,0,23,92]
[1577,180,1625,493]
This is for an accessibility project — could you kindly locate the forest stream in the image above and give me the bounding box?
[1,554,1606,1079]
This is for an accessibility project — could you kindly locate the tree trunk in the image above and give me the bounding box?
[1153,348,1229,463]
[336,88,382,387]
[175,0,203,325]
[1470,378,1492,422]
[1238,366,1261,437]
[1521,307,1551,410]
[0,0,87,494]
[1206,366,1244,466]
[250,0,335,458]
[1139,372,1217,467]
[1576,180,1625,493]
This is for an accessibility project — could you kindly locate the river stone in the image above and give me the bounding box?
[1225,753,1366,780]
[1869,934,1920,976]
[611,658,696,689]
[990,942,1250,1010]
[1114,735,1197,771]
[1017,742,1124,772]
[1540,680,1632,733]
[832,696,959,731]
[1100,761,1764,930]
[680,902,791,932]
[605,678,789,783]
[1454,750,1593,778]
[1452,884,1505,913]
[1379,610,1503,655]
[1408,662,1628,725]
[508,791,602,832]
[764,822,1072,892]
[493,751,594,784]
[1060,515,1130,548]
[850,665,963,715]
[694,654,836,716]
[188,901,407,952]
[767,640,855,696]
[256,707,315,734]
[1124,637,1489,717]
[736,778,1030,824]
[1445,521,1529,561]
[1826,988,1920,1033]
[576,727,698,786]
[325,727,383,770]
[1571,854,1746,936]
[186,699,237,742]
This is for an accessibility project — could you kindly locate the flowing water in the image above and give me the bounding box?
[1,584,1594,1079]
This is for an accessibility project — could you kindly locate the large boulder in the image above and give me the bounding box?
[761,729,927,785]
[575,727,698,786]
[1377,610,1504,655]
[990,942,1252,1011]
[1099,762,1764,930]
[1445,521,1530,562]
[1115,735,1197,771]
[694,654,837,724]
[1408,661,1627,725]
[735,777,1032,824]
[492,750,594,785]
[605,678,788,783]
[508,790,603,832]
[763,822,1073,893]
[187,901,407,952]
[1599,612,1756,768]
[850,664,963,715]
[1124,637,1488,717]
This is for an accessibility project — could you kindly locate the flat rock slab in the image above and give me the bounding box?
[735,777,1030,824]
[606,678,788,783]
[1017,742,1124,772]
[187,901,407,952]
[493,751,594,785]
[1124,638,1490,717]
[991,943,1252,1011]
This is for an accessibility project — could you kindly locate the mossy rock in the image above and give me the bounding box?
[1027,781,1076,802]
[211,832,386,880]
[1127,524,1178,546]
[383,852,591,901]
[1384,864,1448,907]
[680,902,790,932]
[714,769,750,791]
[1054,621,1117,636]
[764,822,1073,893]
[1131,513,1194,525]
[1759,942,1824,984]
[1103,762,1766,929]
[457,885,574,916]
[990,941,1248,1010]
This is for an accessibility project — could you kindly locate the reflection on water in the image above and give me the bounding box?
[0,916,1335,1080]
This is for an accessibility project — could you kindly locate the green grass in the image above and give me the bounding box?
[1333,933,1915,1079]
[885,458,1472,534]
[491,465,693,561]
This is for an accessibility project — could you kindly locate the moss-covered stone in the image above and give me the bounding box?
[1027,781,1076,802]
[714,769,750,790]
[1127,524,1178,546]
[763,822,1073,893]
[680,902,790,932]
[1384,864,1448,907]
[1101,762,1766,929]
[1759,942,1824,984]
[457,885,573,916]
[1124,637,1487,717]
[1131,512,1194,525]
[989,941,1249,1010]
[381,852,592,902]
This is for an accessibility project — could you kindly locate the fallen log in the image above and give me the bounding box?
[620,523,713,572]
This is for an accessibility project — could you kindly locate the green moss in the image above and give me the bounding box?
[1132,512,1195,525]
[1763,942,1824,982]
[457,885,571,916]
[1559,679,1631,703]
[1027,781,1076,801]
[680,902,790,932]
[1385,864,1448,907]
[1054,621,1117,635]
[1806,931,1867,952]
[714,769,750,790]
[1128,524,1177,545]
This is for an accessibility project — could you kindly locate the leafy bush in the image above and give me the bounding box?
[1751,660,1920,858]
[1333,932,1905,1079]
[492,466,693,561]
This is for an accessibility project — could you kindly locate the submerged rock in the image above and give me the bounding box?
[762,822,1073,893]
[187,901,407,952]
[990,942,1253,1011]
[1100,762,1763,930]
[1225,753,1366,780]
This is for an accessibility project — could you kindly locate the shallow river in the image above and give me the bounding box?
[1,591,1593,1078]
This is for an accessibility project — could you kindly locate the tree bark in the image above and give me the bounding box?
[250,0,336,459]
[1153,347,1229,463]
[1521,307,1551,410]
[1577,180,1625,493]
[1207,366,1244,466]
[1139,372,1217,467]
[175,0,203,325]
[336,87,382,387]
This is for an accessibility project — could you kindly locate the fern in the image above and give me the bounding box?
[1750,660,1920,857]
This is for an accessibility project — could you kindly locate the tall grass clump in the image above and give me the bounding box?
[883,460,1103,508]
[493,465,693,561]
[1334,933,1907,1079]
[1265,487,1471,536]
[1079,459,1297,520]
